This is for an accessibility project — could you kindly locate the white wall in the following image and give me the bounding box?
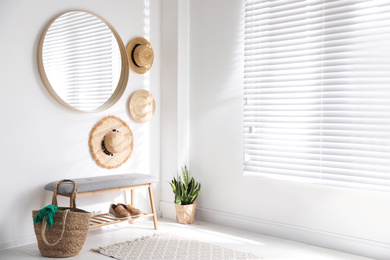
[188,0,390,258]
[160,0,179,213]
[0,0,161,249]
[160,0,191,220]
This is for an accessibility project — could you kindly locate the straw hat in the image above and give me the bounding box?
[129,90,156,123]
[89,116,134,169]
[127,37,154,74]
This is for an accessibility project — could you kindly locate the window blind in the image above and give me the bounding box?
[42,12,121,111]
[243,0,390,191]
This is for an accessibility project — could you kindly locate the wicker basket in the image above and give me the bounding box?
[32,180,91,258]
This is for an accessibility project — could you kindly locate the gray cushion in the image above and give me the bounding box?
[44,173,159,194]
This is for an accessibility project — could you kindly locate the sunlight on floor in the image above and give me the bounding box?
[200,229,265,246]
[1,218,372,260]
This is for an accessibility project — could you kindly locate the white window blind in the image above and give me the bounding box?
[42,12,121,111]
[244,0,390,191]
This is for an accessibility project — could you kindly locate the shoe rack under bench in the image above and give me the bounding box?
[57,183,158,230]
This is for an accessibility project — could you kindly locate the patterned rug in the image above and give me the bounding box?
[92,233,262,260]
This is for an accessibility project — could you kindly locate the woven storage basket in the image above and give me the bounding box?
[32,179,91,258]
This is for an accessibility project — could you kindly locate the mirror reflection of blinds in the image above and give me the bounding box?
[244,0,390,191]
[42,12,120,111]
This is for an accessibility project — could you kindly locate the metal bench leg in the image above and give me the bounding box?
[148,184,158,230]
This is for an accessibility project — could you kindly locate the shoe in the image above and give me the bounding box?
[109,204,131,218]
[119,203,143,217]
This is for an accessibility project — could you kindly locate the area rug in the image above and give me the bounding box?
[92,233,262,260]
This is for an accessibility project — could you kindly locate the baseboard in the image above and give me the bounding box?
[0,235,37,251]
[160,201,390,260]
[160,200,177,220]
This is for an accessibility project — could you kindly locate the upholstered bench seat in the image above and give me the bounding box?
[44,173,159,194]
[44,173,159,230]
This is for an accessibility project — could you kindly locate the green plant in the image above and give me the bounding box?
[169,166,201,205]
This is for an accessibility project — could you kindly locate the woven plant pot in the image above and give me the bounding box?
[32,180,91,258]
[175,201,197,224]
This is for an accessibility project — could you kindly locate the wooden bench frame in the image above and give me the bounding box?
[57,183,158,230]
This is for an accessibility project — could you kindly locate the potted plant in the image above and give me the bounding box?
[169,166,201,224]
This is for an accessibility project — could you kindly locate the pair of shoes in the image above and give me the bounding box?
[109,204,131,219]
[120,204,143,217]
[109,204,144,218]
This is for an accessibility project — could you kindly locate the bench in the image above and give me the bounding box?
[44,173,159,230]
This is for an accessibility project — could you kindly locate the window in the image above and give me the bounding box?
[243,0,390,191]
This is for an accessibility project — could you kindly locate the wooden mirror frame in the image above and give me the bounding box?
[37,10,129,112]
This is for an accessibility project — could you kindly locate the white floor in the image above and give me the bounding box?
[0,218,373,260]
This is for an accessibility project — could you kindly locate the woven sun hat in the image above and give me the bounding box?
[89,116,134,169]
[127,37,154,74]
[129,90,156,123]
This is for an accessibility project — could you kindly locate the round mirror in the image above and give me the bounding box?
[38,11,129,112]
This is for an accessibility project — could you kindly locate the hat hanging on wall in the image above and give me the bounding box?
[127,37,154,74]
[89,116,134,169]
[129,90,156,123]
